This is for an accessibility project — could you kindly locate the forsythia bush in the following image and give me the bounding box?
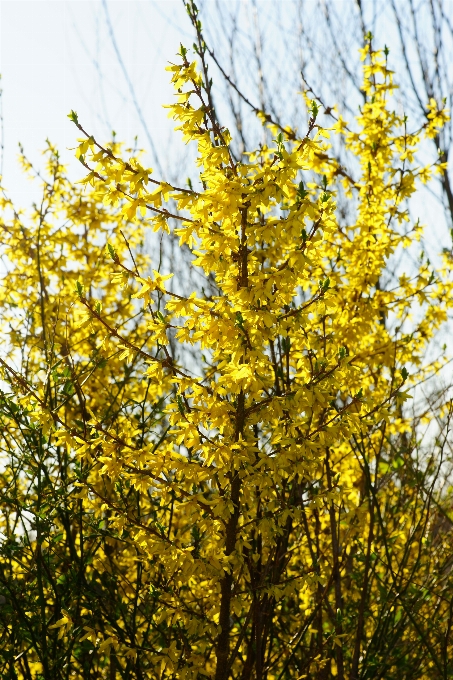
[1,27,453,680]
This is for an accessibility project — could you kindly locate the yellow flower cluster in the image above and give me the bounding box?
[1,40,452,679]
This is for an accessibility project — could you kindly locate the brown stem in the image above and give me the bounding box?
[438,145,453,226]
[214,421,242,680]
[351,494,374,679]
[325,450,345,680]
[215,204,249,680]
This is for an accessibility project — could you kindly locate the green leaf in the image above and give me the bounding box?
[107,243,118,262]
[67,110,79,125]
[177,395,185,415]
[235,311,245,329]
[74,281,84,297]
[62,380,74,396]
[297,182,309,201]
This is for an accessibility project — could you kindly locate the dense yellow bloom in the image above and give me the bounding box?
[1,39,453,679]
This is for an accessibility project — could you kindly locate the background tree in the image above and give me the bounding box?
[194,0,453,234]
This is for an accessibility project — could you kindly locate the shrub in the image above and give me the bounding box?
[1,33,452,680]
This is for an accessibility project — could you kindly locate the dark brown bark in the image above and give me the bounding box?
[214,466,242,680]
[325,450,345,680]
[215,205,249,680]
[351,497,374,679]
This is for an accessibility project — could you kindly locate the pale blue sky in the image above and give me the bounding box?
[0,1,190,202]
[0,0,450,253]
[1,0,452,369]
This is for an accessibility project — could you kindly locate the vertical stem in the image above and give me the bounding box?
[254,592,265,680]
[314,508,325,679]
[214,448,242,680]
[325,450,345,680]
[109,648,117,680]
[215,205,249,680]
[36,434,50,679]
[351,485,374,678]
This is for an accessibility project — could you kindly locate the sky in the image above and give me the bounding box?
[0,0,191,203]
[0,0,451,249]
[1,0,452,377]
